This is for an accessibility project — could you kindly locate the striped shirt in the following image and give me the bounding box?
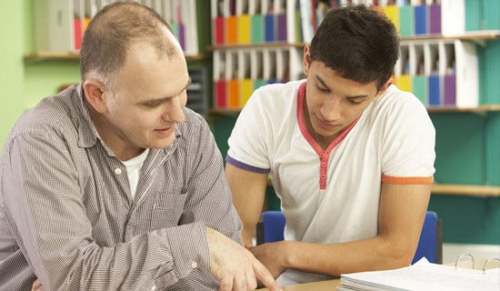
[0,86,241,290]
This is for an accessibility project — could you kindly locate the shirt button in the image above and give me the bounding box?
[114,168,122,175]
[191,261,198,269]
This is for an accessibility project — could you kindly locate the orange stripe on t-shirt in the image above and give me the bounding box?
[382,175,434,185]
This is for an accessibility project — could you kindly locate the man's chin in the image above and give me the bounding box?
[149,136,176,149]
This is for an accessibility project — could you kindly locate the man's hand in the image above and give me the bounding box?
[207,228,282,291]
[31,279,42,291]
[250,242,288,279]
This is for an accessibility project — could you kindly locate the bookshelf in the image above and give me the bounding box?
[208,0,500,246]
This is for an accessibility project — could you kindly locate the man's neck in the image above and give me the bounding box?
[87,108,144,161]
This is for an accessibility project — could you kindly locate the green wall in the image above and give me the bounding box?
[0,1,25,144]
[0,0,81,146]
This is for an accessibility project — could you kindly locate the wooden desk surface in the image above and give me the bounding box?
[257,279,340,291]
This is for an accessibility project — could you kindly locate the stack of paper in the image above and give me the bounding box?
[339,258,500,291]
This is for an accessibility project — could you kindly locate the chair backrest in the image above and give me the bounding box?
[256,211,286,245]
[257,210,442,264]
[412,210,443,264]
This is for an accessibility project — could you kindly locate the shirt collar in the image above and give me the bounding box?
[73,84,99,149]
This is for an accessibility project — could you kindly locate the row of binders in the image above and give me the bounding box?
[34,0,200,56]
[376,0,474,37]
[211,0,364,45]
[213,48,303,109]
[394,40,478,108]
[210,0,482,46]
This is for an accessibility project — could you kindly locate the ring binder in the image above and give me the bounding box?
[454,252,475,269]
[482,257,500,273]
[340,255,500,291]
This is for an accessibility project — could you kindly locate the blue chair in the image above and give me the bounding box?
[256,210,442,264]
[412,211,443,264]
[256,211,286,245]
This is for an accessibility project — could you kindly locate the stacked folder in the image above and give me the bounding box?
[213,48,303,110]
[210,0,497,47]
[34,0,203,56]
[376,0,482,36]
[393,40,479,108]
[339,258,500,291]
[211,0,309,45]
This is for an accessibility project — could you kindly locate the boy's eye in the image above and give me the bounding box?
[317,86,330,93]
[348,99,364,105]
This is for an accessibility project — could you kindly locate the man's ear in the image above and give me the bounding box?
[303,45,312,77]
[83,79,108,114]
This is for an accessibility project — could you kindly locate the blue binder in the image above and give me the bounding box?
[414,5,428,35]
[264,14,275,42]
[428,75,441,106]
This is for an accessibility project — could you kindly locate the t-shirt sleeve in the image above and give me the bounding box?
[381,94,436,184]
[227,88,272,173]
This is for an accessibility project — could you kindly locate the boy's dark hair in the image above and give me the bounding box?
[310,5,399,90]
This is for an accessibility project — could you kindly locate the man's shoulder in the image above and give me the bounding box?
[7,89,78,143]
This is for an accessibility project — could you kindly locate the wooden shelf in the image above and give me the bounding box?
[211,42,304,51]
[23,51,207,62]
[24,51,80,62]
[211,31,500,51]
[265,180,500,198]
[428,104,500,113]
[400,30,500,42]
[210,105,500,116]
[432,184,500,197]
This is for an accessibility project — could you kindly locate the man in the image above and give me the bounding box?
[0,3,280,291]
[225,5,436,285]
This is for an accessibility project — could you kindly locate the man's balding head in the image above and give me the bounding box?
[80,2,180,83]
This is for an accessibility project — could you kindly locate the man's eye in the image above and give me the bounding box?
[144,102,161,108]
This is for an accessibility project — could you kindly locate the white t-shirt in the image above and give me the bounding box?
[227,80,436,284]
[122,149,149,199]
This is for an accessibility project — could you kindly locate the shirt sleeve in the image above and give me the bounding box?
[227,88,272,173]
[0,127,229,291]
[381,94,436,184]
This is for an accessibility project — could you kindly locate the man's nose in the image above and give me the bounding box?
[162,96,185,123]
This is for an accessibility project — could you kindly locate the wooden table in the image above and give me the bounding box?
[257,279,340,290]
